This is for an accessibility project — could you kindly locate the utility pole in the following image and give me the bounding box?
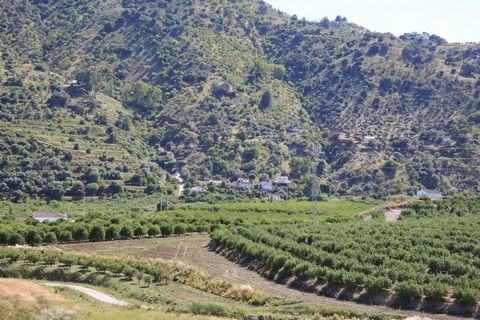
[160,188,164,212]
[312,164,318,223]
[312,144,321,223]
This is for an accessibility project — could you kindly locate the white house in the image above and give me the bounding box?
[270,194,282,201]
[190,186,206,194]
[287,127,302,133]
[32,212,68,223]
[417,189,443,200]
[259,181,273,192]
[274,176,290,185]
[442,137,453,145]
[237,178,253,190]
[208,180,224,186]
[364,136,376,143]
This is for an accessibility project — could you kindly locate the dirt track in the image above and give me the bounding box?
[45,283,130,306]
[58,236,467,319]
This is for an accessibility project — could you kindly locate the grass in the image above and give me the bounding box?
[0,288,224,320]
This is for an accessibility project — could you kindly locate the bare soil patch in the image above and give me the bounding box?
[385,209,402,222]
[0,278,64,303]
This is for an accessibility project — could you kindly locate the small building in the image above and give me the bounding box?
[237,178,253,190]
[270,194,282,201]
[274,176,290,185]
[364,136,376,143]
[442,137,453,145]
[208,180,224,186]
[417,189,443,200]
[32,212,68,223]
[259,181,273,192]
[287,127,302,133]
[190,186,206,194]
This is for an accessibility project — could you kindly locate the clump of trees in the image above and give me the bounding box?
[126,81,163,112]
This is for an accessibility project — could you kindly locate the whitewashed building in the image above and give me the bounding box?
[190,186,207,194]
[270,194,282,201]
[32,212,68,223]
[259,181,273,192]
[237,178,253,190]
[274,176,290,185]
[417,189,443,200]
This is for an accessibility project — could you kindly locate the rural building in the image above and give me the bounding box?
[32,212,68,223]
[364,136,376,143]
[208,180,224,186]
[190,186,206,194]
[237,178,253,190]
[417,189,443,200]
[287,127,302,133]
[259,181,273,192]
[274,176,290,185]
[270,194,282,201]
[442,137,453,145]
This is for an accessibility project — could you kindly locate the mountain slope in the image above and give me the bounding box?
[0,0,478,200]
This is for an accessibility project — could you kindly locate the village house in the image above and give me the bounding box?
[259,181,273,192]
[270,194,282,201]
[442,136,453,145]
[190,186,206,194]
[208,180,224,186]
[274,176,290,185]
[364,136,376,143]
[417,189,443,200]
[237,178,253,190]
[287,126,302,133]
[32,212,68,223]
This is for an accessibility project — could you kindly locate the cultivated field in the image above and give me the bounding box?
[57,235,465,320]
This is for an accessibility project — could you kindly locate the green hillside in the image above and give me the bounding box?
[0,0,479,201]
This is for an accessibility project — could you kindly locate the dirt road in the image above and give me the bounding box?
[46,283,130,306]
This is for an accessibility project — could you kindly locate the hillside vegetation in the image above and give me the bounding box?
[0,0,479,200]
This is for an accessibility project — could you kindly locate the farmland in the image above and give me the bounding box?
[0,199,374,246]
[2,196,480,318]
[0,245,403,320]
[209,196,480,315]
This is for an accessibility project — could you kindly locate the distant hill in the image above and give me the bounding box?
[0,0,478,201]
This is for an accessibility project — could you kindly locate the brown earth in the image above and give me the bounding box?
[57,236,469,320]
[0,278,64,303]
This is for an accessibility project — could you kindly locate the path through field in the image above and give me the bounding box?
[58,236,462,319]
[45,283,130,306]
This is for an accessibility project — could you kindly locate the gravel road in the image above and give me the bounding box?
[46,283,130,306]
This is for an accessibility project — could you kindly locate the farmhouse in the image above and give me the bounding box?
[32,212,68,223]
[287,127,302,133]
[270,194,282,201]
[237,178,253,190]
[274,176,290,185]
[190,186,206,194]
[259,181,273,192]
[207,180,224,186]
[417,189,443,200]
